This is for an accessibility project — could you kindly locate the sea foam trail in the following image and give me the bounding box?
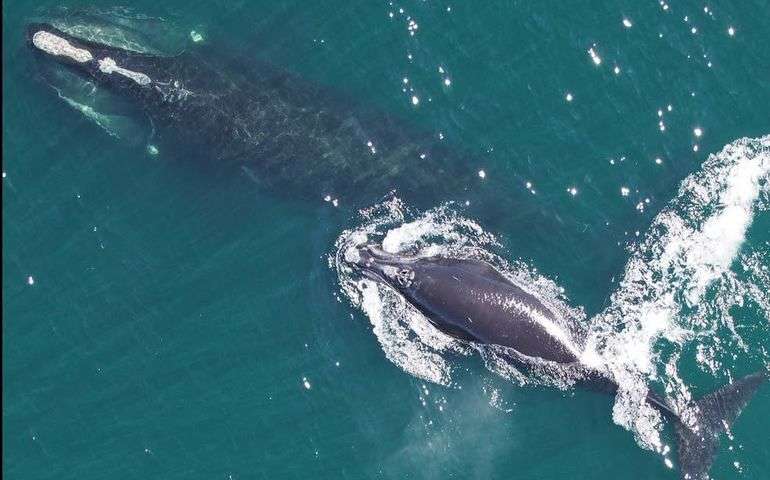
[584,135,770,451]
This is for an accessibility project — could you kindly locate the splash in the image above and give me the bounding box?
[585,135,770,451]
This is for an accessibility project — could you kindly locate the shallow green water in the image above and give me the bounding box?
[3,2,769,479]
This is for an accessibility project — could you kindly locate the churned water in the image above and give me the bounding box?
[3,2,769,479]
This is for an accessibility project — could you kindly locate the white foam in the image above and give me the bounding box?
[585,135,770,450]
[588,47,602,66]
[361,279,459,385]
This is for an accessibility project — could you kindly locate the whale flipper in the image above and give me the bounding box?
[675,371,768,480]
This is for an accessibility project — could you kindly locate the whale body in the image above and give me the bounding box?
[26,22,473,205]
[348,244,768,480]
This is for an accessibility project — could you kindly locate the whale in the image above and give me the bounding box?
[348,244,768,480]
[25,21,476,207]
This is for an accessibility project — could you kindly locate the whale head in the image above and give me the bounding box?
[27,23,154,90]
[347,244,419,294]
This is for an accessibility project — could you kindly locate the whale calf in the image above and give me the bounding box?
[348,244,767,480]
[26,21,474,206]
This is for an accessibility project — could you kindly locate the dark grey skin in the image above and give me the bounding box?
[26,23,472,206]
[353,244,580,365]
[348,244,767,480]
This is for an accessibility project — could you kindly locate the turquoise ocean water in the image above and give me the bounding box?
[3,2,769,479]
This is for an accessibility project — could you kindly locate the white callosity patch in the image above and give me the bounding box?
[584,135,770,452]
[32,31,93,62]
[98,57,151,86]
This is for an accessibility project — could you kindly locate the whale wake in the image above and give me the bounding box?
[332,135,770,466]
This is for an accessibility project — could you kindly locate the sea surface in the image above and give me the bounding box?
[3,1,770,479]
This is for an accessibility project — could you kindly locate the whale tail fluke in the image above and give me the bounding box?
[675,371,768,480]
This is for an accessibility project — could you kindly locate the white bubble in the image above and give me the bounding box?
[588,47,602,65]
[444,78,451,86]
[621,186,630,196]
[478,170,486,179]
[623,18,633,28]
[565,92,574,102]
[302,377,312,389]
[147,144,159,156]
[614,65,621,75]
[728,26,735,36]
[655,157,663,165]
[27,276,35,285]
[568,187,578,196]
[411,95,419,105]
[693,127,703,137]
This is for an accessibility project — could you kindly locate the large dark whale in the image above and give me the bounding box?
[25,22,475,207]
[348,244,767,480]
